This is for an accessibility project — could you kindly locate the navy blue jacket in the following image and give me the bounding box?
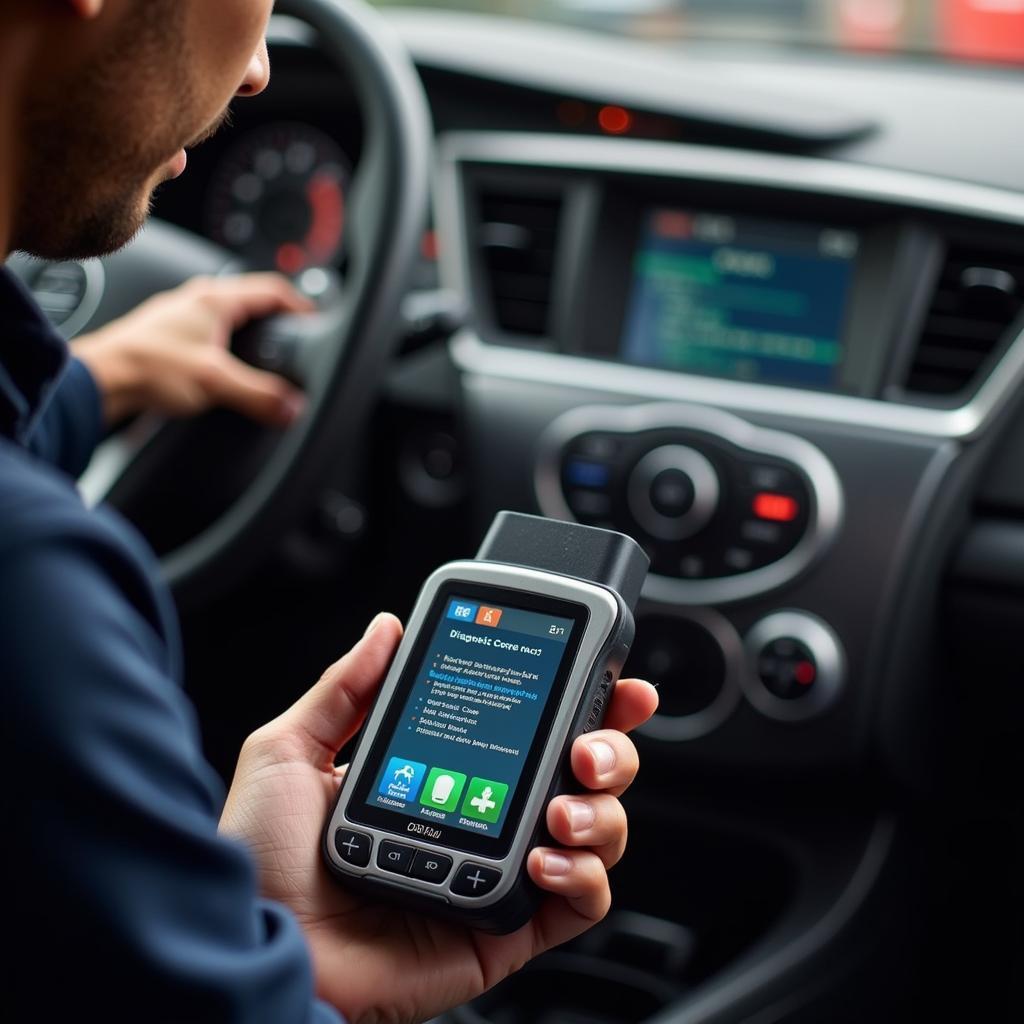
[2,268,342,1022]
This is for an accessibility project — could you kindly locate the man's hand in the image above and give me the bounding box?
[71,274,313,427]
[220,614,658,1024]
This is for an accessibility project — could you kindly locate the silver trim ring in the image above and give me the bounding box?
[628,445,719,541]
[535,402,843,607]
[741,610,846,722]
[635,603,744,742]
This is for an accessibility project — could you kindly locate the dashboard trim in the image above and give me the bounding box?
[535,403,844,606]
[438,132,1024,442]
[634,603,745,742]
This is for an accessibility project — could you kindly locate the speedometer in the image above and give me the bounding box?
[205,122,350,274]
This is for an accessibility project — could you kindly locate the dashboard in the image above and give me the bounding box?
[141,10,1023,1022]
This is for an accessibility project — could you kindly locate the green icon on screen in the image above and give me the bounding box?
[460,777,509,824]
[420,767,467,812]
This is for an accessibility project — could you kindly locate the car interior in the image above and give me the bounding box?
[7,0,1022,1020]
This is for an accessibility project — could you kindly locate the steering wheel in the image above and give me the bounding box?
[45,0,431,609]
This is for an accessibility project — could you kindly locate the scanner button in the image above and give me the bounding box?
[334,829,372,868]
[410,850,453,884]
[377,841,415,875]
[451,863,502,898]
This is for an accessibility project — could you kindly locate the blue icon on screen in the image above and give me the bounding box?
[447,599,478,622]
[379,757,427,803]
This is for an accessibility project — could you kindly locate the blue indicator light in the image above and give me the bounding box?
[565,459,610,488]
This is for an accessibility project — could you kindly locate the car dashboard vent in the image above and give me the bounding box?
[476,191,563,337]
[904,243,1023,396]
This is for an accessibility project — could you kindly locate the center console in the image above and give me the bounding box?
[434,130,1024,1022]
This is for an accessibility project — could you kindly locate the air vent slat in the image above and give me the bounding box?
[476,190,563,338]
[903,243,1023,397]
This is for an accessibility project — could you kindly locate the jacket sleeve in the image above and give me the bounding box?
[24,356,105,477]
[2,490,343,1023]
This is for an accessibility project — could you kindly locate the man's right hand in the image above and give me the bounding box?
[71,273,313,427]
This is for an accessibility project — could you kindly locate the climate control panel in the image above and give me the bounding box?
[535,404,843,604]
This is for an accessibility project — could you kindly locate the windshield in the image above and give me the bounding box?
[372,1,1024,64]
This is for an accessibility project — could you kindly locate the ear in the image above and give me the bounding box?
[63,0,105,19]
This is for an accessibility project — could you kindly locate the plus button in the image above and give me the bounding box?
[451,862,501,898]
[333,828,371,868]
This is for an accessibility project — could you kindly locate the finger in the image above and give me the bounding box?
[189,273,316,329]
[546,793,627,869]
[602,678,659,734]
[262,613,403,765]
[570,729,639,797]
[527,848,610,928]
[201,350,306,426]
[331,764,349,793]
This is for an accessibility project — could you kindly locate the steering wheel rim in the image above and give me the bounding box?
[82,0,431,608]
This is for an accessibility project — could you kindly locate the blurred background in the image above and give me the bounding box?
[372,0,1024,64]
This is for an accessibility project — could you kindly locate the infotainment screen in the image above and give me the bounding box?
[620,207,859,390]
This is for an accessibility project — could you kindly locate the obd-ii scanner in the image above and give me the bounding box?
[322,511,649,933]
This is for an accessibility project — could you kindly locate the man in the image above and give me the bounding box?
[1,2,658,1021]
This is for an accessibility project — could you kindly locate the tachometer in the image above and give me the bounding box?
[205,122,349,274]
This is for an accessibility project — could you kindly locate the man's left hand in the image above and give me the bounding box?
[220,614,659,1024]
[71,273,313,427]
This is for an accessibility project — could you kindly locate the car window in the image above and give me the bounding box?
[370,0,1024,64]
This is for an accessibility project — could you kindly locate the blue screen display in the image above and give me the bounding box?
[365,596,576,839]
[620,208,859,390]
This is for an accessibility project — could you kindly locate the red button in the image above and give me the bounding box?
[753,492,799,522]
[794,660,816,686]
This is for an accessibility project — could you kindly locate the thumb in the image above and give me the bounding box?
[268,613,403,766]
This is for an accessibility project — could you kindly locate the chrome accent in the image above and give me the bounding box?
[628,445,719,542]
[741,610,846,722]
[636,604,744,742]
[53,259,105,340]
[536,403,843,606]
[327,560,620,912]
[437,132,1024,441]
[20,258,106,341]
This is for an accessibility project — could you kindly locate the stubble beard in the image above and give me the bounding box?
[13,1,193,261]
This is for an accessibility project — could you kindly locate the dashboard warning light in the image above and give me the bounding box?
[753,492,799,522]
[276,243,307,275]
[598,105,633,135]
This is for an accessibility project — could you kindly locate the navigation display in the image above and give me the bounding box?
[349,585,586,854]
[620,207,859,390]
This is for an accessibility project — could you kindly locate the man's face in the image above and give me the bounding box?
[14,0,273,260]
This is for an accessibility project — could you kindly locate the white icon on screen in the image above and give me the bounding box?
[470,786,497,814]
[394,764,415,783]
[430,774,456,804]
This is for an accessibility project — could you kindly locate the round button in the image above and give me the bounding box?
[742,612,845,722]
[757,637,818,700]
[633,607,743,741]
[649,468,695,518]
[628,446,719,541]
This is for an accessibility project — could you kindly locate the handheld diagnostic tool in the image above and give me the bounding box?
[322,511,648,933]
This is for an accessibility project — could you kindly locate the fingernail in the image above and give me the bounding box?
[566,799,595,833]
[281,392,306,422]
[589,740,616,775]
[542,853,572,877]
[364,613,387,637]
